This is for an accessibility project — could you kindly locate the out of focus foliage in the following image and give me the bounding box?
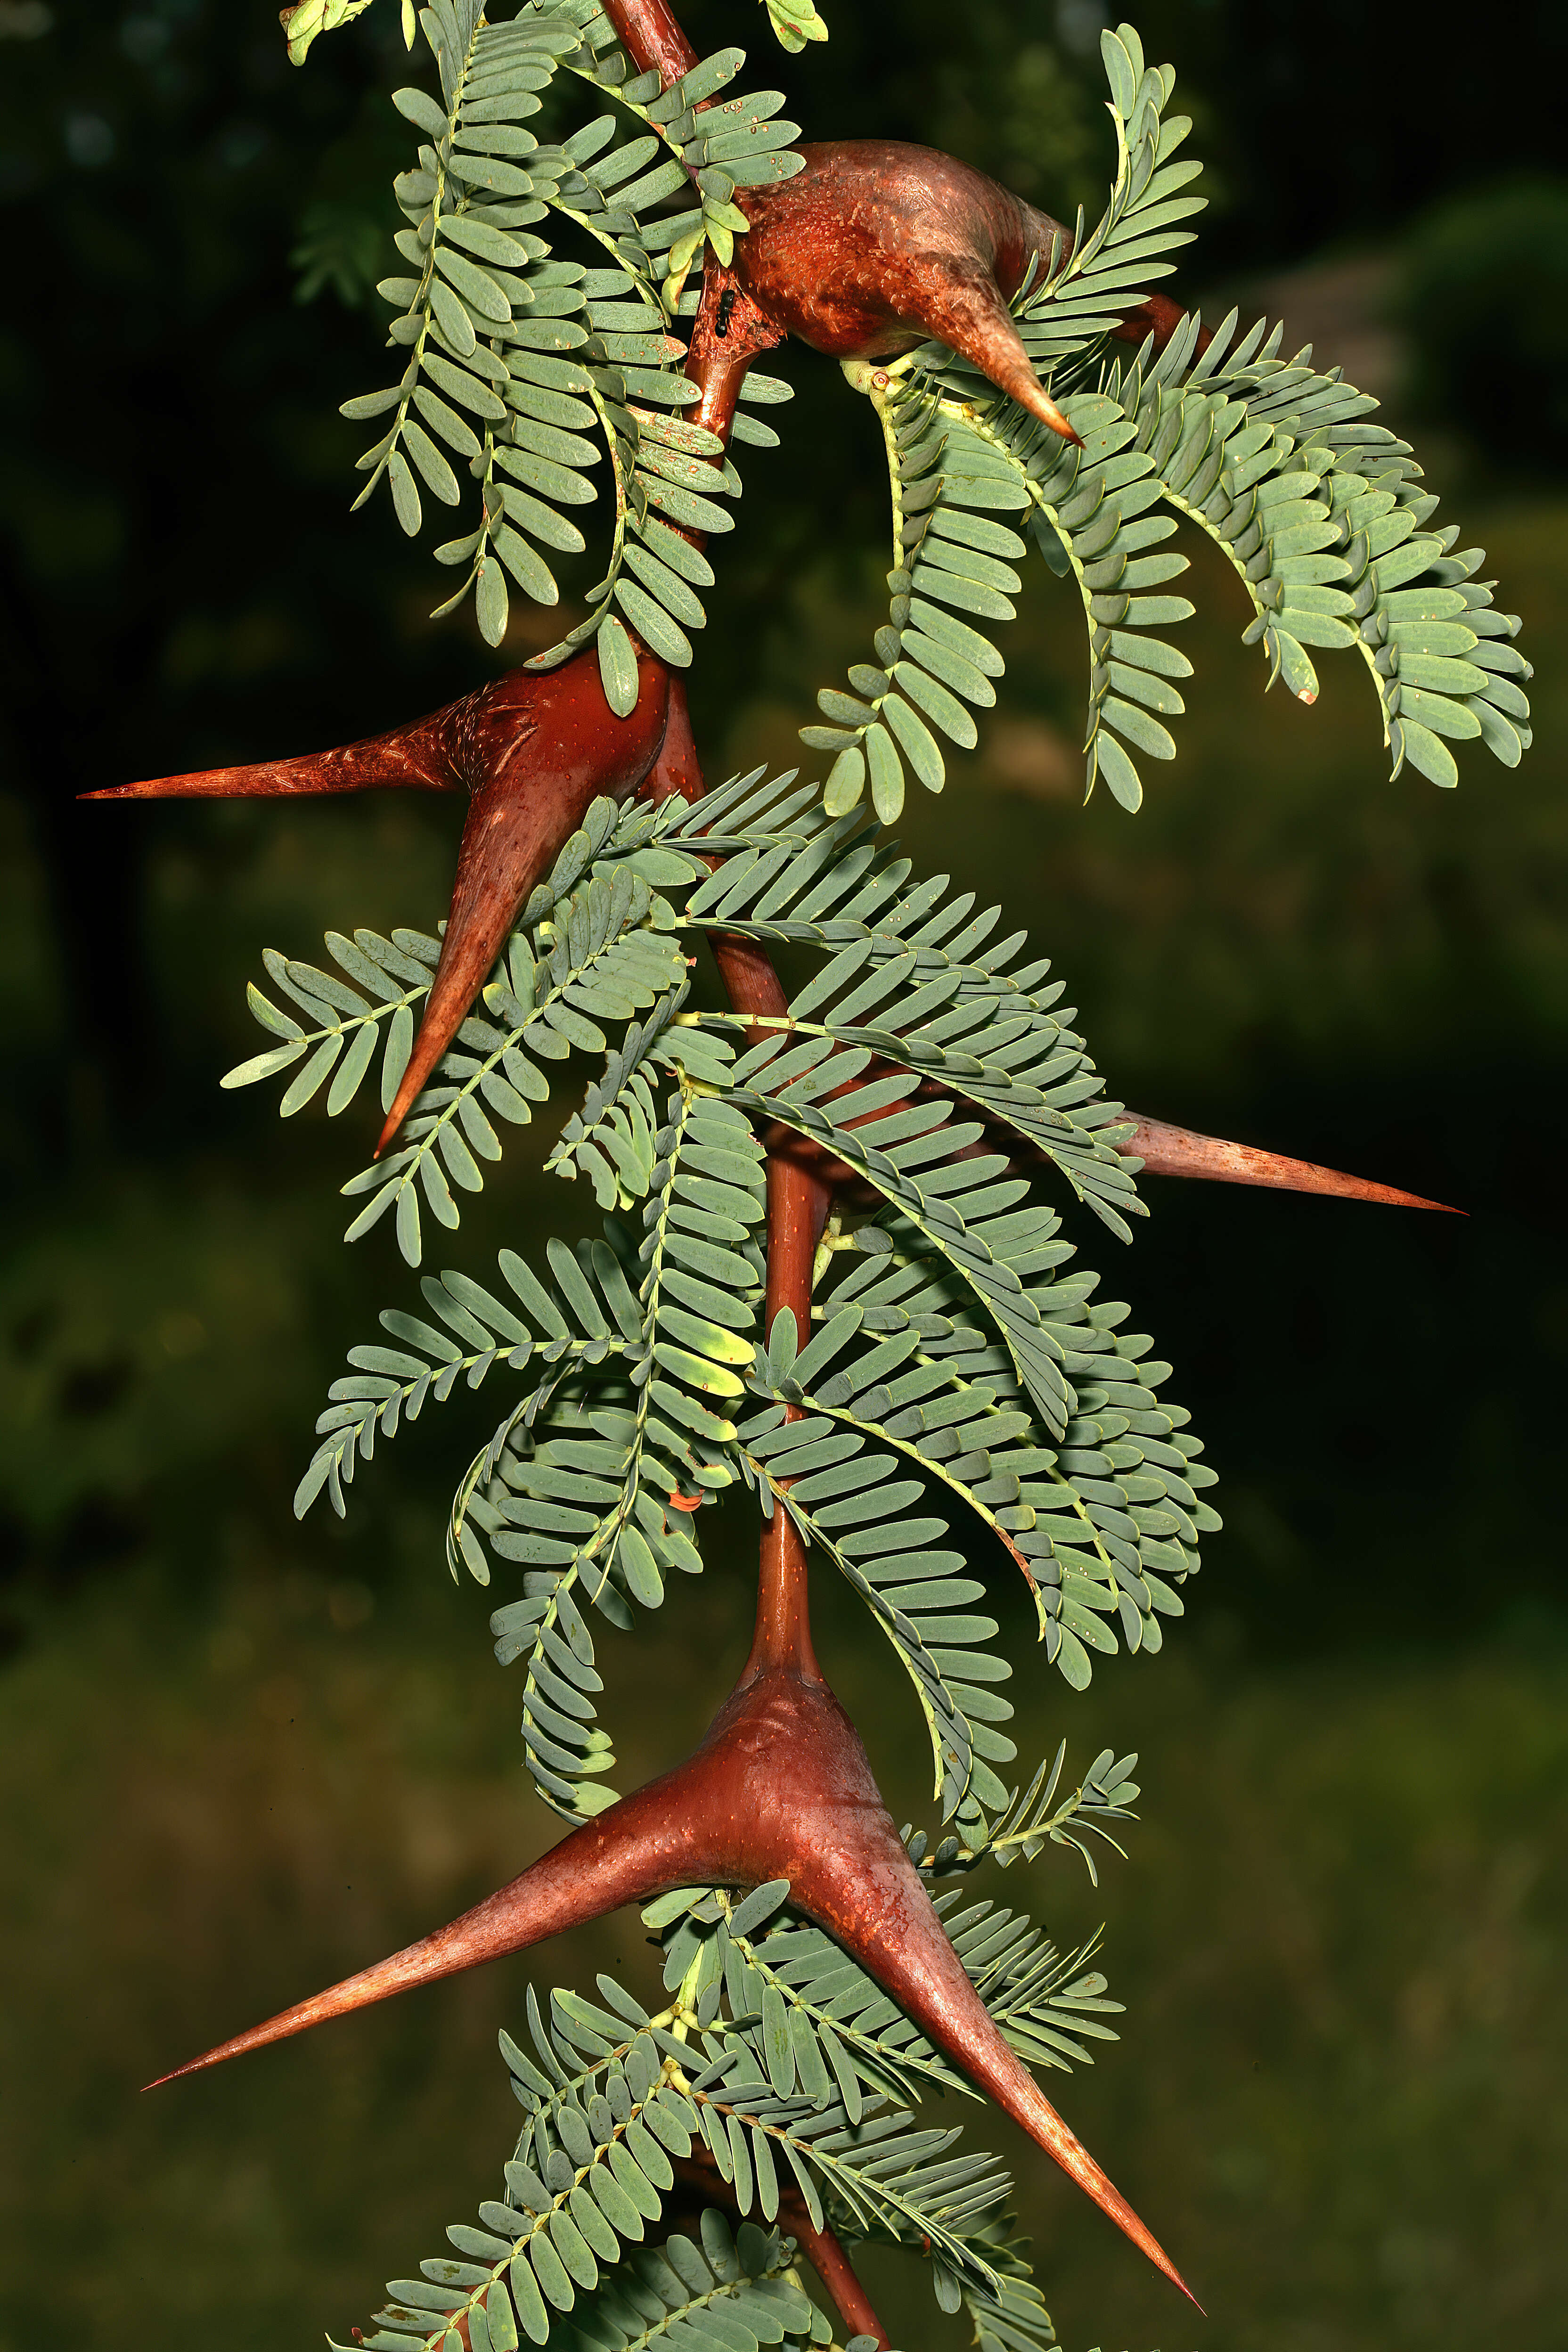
[1400,176,1568,474]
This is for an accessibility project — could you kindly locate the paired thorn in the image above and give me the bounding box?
[733,143,1084,446]
[144,1659,1197,2307]
[731,144,1208,448]
[1121,1115,1461,1214]
[373,651,671,1151]
[89,648,675,1156]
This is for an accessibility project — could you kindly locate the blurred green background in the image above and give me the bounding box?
[2,2,1565,2348]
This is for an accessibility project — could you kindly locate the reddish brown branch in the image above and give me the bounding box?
[600,0,697,83]
[670,2152,890,2347]
[786,2204,889,2350]
[744,1132,833,1685]
[641,274,830,1684]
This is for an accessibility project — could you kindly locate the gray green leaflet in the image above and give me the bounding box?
[259,778,1212,1767]
[337,0,800,663]
[762,0,829,54]
[336,1903,1094,2347]
[278,0,385,70]
[744,1208,1214,1717]
[476,1091,766,1821]
[907,1741,1142,1887]
[658,1878,1121,2113]
[298,1094,768,1825]
[341,1984,831,2349]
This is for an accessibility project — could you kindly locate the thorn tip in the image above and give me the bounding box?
[1123,1115,1460,1214]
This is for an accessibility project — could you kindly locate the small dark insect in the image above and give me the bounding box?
[715,282,737,338]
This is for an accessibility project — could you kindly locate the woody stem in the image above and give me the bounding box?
[745,1151,831,1681]
[670,2153,889,2347]
[787,2211,890,2349]
[685,805,831,1688]
[600,0,697,82]
[630,212,814,1678]
[693,931,828,1682]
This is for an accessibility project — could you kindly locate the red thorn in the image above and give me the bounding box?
[365,647,670,1152]
[734,145,1074,438]
[90,649,673,1160]
[81,703,469,801]
[1120,1115,1462,1214]
[731,143,1176,445]
[642,673,704,807]
[145,1663,1195,2303]
[1006,370,1083,447]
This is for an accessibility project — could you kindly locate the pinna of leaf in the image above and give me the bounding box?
[103,4,1525,2348]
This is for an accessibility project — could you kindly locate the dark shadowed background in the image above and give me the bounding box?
[2,3,1565,2348]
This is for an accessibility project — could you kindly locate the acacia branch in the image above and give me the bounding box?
[600,0,697,85]
[130,24,1230,2318]
[641,221,827,1682]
